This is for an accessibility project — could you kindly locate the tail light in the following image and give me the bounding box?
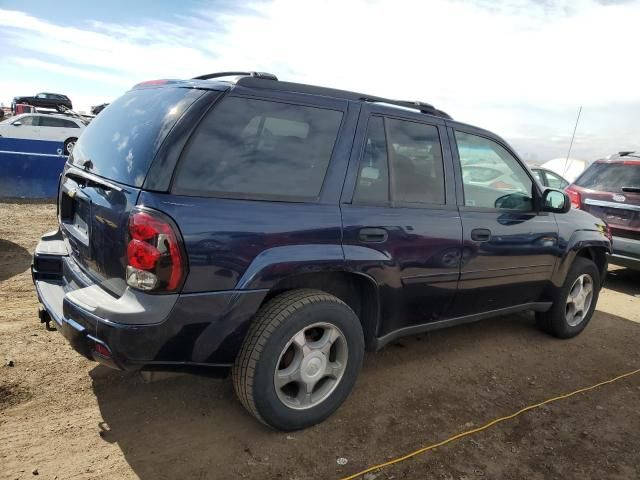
[126,209,186,292]
[565,186,581,209]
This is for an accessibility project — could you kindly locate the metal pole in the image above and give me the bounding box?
[563,106,582,177]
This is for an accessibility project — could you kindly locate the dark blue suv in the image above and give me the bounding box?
[33,72,611,430]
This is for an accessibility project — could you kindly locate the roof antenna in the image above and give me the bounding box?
[562,105,582,177]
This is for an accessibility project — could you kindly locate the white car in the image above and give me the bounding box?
[461,163,525,191]
[0,113,86,155]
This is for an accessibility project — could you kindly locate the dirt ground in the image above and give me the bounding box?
[1,200,639,480]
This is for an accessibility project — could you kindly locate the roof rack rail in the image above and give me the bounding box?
[192,71,278,81]
[361,97,452,119]
[209,73,452,119]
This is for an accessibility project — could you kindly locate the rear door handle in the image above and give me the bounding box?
[471,228,491,242]
[359,227,388,243]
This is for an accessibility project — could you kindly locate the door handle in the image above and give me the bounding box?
[359,227,388,243]
[471,228,491,242]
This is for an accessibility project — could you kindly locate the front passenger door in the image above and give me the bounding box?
[10,115,39,139]
[449,129,559,316]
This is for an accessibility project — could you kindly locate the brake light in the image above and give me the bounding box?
[565,186,581,209]
[127,240,160,270]
[126,209,186,292]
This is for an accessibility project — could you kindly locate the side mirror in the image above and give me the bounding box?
[12,121,22,126]
[542,188,570,213]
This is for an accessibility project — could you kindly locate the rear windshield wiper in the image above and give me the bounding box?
[622,187,640,193]
[65,166,124,192]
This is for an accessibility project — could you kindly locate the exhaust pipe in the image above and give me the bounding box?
[38,305,52,330]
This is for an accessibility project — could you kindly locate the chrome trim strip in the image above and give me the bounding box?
[0,150,65,158]
[584,198,640,212]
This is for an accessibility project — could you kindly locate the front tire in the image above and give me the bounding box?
[233,289,364,431]
[536,257,600,338]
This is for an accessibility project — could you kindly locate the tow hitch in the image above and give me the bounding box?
[38,305,53,330]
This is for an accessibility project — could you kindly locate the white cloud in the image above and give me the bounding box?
[0,0,639,160]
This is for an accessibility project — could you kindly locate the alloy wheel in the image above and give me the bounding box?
[274,322,348,410]
[565,273,594,327]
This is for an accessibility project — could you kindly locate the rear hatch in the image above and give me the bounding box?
[573,160,640,240]
[58,85,206,296]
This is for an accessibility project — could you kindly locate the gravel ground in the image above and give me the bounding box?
[1,201,639,480]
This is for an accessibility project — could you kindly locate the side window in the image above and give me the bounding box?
[174,97,343,199]
[353,117,389,204]
[456,131,533,210]
[386,118,445,204]
[61,119,80,128]
[545,170,568,189]
[36,93,46,99]
[39,117,66,128]
[15,116,35,126]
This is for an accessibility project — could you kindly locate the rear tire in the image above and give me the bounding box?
[63,137,77,155]
[536,257,600,338]
[233,289,364,431]
[57,104,66,112]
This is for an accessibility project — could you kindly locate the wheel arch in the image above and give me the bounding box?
[261,271,381,351]
[552,230,610,288]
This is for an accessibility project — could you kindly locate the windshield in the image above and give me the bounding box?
[576,162,640,193]
[70,87,204,187]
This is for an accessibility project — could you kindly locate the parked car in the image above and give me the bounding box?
[566,152,640,270]
[32,72,611,431]
[91,103,109,115]
[531,167,570,189]
[0,113,85,154]
[12,93,72,113]
[462,163,526,192]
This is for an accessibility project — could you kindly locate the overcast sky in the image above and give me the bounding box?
[1,0,639,163]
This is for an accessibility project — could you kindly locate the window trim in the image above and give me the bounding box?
[351,114,449,209]
[451,127,543,213]
[170,93,347,203]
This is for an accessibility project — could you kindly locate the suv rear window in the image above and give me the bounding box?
[71,87,204,187]
[173,97,343,200]
[575,162,640,193]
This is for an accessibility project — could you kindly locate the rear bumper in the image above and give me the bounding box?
[33,230,268,372]
[608,236,640,271]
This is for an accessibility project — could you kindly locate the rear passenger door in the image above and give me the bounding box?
[341,106,462,339]
[448,127,559,316]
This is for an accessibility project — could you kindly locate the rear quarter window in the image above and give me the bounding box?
[173,96,343,200]
[70,87,204,187]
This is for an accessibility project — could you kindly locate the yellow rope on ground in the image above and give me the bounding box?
[340,367,640,480]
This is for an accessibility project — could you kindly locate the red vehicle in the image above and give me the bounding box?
[566,152,640,270]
